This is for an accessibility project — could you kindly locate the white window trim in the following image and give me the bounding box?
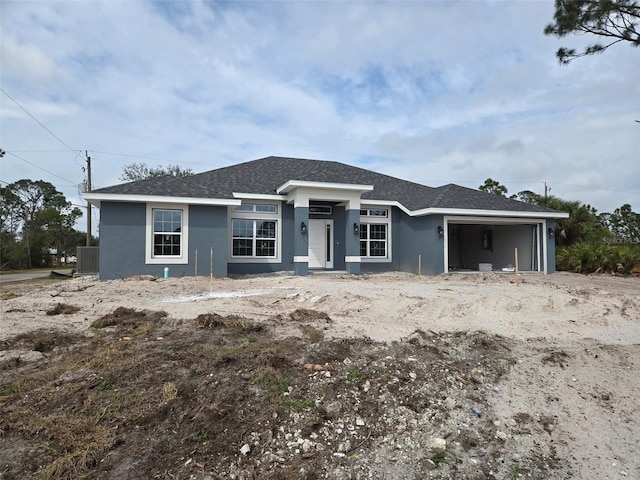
[228,202,282,264]
[145,203,189,265]
[360,207,392,263]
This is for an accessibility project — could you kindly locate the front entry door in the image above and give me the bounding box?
[308,220,333,269]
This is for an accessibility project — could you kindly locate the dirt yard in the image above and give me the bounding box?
[1,271,638,479]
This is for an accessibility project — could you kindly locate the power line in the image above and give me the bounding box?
[4,151,78,185]
[0,87,81,155]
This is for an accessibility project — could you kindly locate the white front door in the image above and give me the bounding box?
[308,220,333,269]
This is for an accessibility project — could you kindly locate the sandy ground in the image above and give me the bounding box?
[1,271,639,478]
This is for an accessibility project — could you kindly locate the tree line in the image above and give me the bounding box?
[480,178,640,274]
[0,180,88,269]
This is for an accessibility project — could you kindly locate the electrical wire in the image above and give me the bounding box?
[0,87,82,156]
[5,151,78,184]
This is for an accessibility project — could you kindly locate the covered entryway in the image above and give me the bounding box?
[444,217,547,273]
[308,219,333,269]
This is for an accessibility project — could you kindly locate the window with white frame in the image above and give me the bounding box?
[145,203,189,264]
[229,202,280,261]
[232,219,277,257]
[360,208,391,260]
[360,223,387,257]
[233,203,278,214]
[153,209,183,256]
[360,208,388,217]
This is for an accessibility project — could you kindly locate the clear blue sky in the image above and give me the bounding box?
[1,0,638,235]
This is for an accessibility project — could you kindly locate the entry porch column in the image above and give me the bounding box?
[293,202,309,276]
[345,200,361,275]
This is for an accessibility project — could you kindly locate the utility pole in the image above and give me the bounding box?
[86,151,92,246]
[544,182,549,199]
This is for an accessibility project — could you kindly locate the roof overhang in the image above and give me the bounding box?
[409,207,569,219]
[232,192,288,201]
[360,199,568,219]
[82,192,241,208]
[276,180,374,195]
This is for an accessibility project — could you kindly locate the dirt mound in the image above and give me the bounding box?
[1,328,86,353]
[90,306,167,329]
[195,312,263,332]
[46,303,80,316]
[289,308,332,323]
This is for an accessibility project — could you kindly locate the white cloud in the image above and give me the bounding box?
[0,0,638,228]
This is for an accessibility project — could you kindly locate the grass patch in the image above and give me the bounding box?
[285,397,313,412]
[0,380,22,396]
[346,369,364,382]
[0,291,20,300]
[510,462,523,478]
[0,329,86,353]
[431,447,448,466]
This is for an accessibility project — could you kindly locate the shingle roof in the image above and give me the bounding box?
[91,156,559,214]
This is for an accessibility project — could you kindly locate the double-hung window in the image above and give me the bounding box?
[359,207,391,261]
[145,203,189,264]
[153,209,183,256]
[229,203,280,262]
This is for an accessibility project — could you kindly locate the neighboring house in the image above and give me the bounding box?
[83,156,568,280]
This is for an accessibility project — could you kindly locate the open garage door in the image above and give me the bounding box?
[445,218,545,273]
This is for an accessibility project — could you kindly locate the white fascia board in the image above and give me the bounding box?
[83,192,241,208]
[232,192,288,201]
[360,199,411,215]
[409,207,569,219]
[276,180,374,195]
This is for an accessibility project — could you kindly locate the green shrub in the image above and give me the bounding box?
[557,243,640,274]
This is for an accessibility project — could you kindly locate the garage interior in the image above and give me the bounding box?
[446,222,544,273]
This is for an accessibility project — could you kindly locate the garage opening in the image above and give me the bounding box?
[446,221,544,273]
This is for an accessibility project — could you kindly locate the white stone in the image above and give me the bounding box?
[301,439,315,453]
[240,443,251,455]
[430,438,447,450]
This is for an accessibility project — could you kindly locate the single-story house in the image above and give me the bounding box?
[83,156,569,280]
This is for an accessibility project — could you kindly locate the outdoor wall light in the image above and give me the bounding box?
[300,222,307,235]
[438,226,444,237]
[548,227,555,238]
[353,223,360,235]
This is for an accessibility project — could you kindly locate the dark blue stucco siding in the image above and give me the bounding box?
[396,213,443,275]
[98,202,229,280]
[546,218,556,273]
[99,202,146,279]
[360,209,445,275]
[189,205,228,278]
[331,206,346,270]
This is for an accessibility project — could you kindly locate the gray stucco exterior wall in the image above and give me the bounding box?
[360,209,444,275]
[227,203,296,275]
[97,200,555,279]
[98,202,229,280]
[394,213,444,275]
[189,204,228,278]
[546,218,556,273]
[98,202,146,280]
[345,208,361,275]
[293,206,309,276]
